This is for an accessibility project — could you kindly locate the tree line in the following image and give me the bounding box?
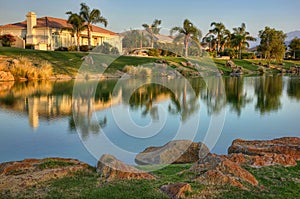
[2,2,299,62]
[123,18,300,62]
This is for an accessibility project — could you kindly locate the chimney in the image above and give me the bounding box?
[26,12,37,44]
[26,12,36,35]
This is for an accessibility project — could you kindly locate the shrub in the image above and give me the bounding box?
[209,51,217,58]
[38,61,53,79]
[0,34,16,47]
[258,66,266,73]
[8,56,53,80]
[139,67,152,77]
[123,65,152,76]
[80,45,90,52]
[148,48,161,57]
[241,52,256,59]
[68,45,77,51]
[111,47,120,55]
[25,44,35,49]
[55,47,68,51]
[123,65,136,74]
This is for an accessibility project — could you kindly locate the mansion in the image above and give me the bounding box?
[0,12,122,52]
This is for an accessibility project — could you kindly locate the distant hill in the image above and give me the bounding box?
[286,30,300,41]
[249,30,300,48]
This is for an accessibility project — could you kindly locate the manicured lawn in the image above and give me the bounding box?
[1,47,299,76]
[2,162,299,198]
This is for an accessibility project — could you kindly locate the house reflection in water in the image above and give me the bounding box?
[0,81,123,129]
[25,95,73,129]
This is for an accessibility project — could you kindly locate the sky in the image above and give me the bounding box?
[0,0,299,37]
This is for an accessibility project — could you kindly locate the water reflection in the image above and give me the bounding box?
[254,76,283,114]
[224,77,252,116]
[0,75,297,132]
[201,77,226,115]
[287,77,300,101]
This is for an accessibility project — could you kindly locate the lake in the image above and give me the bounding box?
[0,76,299,166]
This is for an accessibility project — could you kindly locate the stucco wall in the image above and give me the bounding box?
[12,36,25,48]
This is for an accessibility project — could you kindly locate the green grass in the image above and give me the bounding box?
[217,161,300,199]
[1,162,299,198]
[0,47,87,75]
[37,160,75,170]
[1,47,300,77]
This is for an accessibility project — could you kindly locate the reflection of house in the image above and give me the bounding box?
[0,89,123,129]
[0,12,122,51]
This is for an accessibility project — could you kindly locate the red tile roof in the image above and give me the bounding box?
[0,21,27,29]
[0,16,116,35]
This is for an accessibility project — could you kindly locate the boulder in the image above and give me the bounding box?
[135,140,210,165]
[186,61,194,67]
[227,153,297,167]
[228,137,300,160]
[0,158,90,193]
[97,154,155,182]
[0,71,14,81]
[195,170,243,188]
[156,59,168,64]
[225,60,236,68]
[160,183,192,199]
[191,153,258,187]
[181,62,187,67]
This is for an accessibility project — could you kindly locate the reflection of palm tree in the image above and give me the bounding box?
[224,77,252,116]
[287,78,300,100]
[255,75,283,114]
[167,79,200,122]
[201,77,226,115]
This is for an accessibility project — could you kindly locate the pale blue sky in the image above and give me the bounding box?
[0,0,299,36]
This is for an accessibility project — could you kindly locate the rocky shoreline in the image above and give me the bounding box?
[0,137,299,198]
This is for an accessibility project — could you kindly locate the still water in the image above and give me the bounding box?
[0,76,299,166]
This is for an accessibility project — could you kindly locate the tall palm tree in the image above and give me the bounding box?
[209,22,229,53]
[170,19,202,57]
[65,12,87,51]
[220,29,232,52]
[142,19,162,48]
[231,23,256,59]
[80,3,108,49]
[202,34,216,52]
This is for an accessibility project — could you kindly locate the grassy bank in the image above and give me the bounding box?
[1,47,300,77]
[1,161,299,198]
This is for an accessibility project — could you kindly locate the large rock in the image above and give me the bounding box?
[135,140,210,165]
[195,170,243,188]
[191,153,258,187]
[160,183,192,199]
[97,154,156,182]
[225,60,236,68]
[227,153,297,167]
[0,71,14,81]
[228,137,300,160]
[0,158,90,193]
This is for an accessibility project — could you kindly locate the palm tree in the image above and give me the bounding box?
[80,3,108,49]
[220,29,232,52]
[65,12,87,51]
[231,23,256,59]
[209,22,229,53]
[202,34,216,52]
[170,19,202,57]
[142,19,162,48]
